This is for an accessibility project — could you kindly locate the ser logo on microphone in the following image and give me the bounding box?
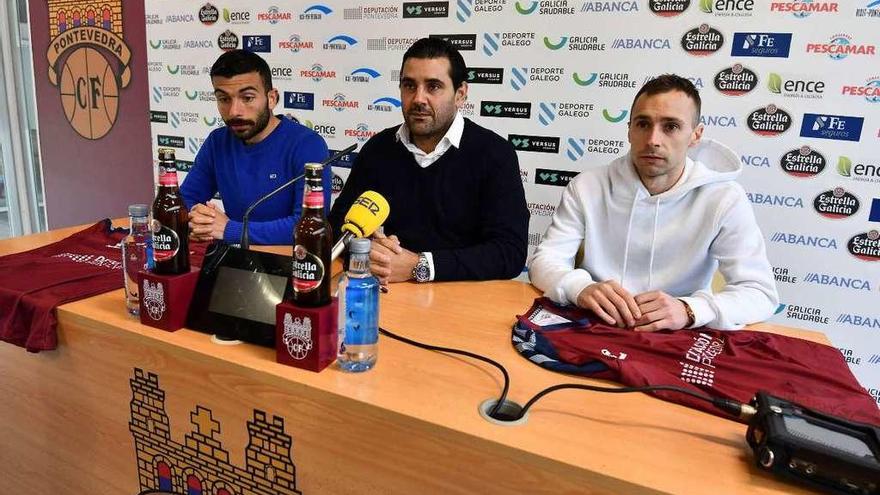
[353,195,382,215]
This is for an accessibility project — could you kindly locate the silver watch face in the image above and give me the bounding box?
[413,256,430,282]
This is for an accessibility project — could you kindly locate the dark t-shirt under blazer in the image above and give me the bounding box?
[329,118,529,282]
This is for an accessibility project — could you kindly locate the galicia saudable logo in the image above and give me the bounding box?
[847,230,880,261]
[535,168,579,186]
[780,146,826,177]
[508,134,560,153]
[746,104,792,136]
[731,32,792,57]
[681,24,724,56]
[481,101,531,118]
[650,0,690,16]
[429,34,476,51]
[467,68,504,84]
[714,64,758,96]
[814,187,860,219]
[403,2,450,18]
[800,114,864,142]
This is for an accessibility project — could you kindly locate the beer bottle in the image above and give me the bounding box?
[151,148,190,274]
[291,163,332,306]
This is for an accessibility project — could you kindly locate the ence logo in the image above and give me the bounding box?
[780,146,827,177]
[768,73,825,99]
[699,0,755,16]
[681,24,724,56]
[746,104,792,136]
[714,64,758,96]
[847,230,880,261]
[814,187,860,219]
[650,0,690,16]
[301,4,333,20]
[47,0,132,140]
[837,156,880,183]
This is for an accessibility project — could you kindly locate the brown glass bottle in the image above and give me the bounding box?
[151,148,190,274]
[291,163,332,306]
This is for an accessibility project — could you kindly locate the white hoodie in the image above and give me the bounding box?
[528,139,779,330]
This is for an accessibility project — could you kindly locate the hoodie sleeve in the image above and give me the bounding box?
[683,187,779,330]
[528,178,596,305]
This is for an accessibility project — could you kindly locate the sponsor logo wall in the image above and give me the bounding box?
[146,1,880,399]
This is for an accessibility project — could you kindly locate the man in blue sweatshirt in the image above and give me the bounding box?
[181,50,329,245]
[329,37,529,284]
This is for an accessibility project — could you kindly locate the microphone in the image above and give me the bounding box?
[240,143,357,249]
[330,191,390,261]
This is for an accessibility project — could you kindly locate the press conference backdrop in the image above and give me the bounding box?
[144,1,880,404]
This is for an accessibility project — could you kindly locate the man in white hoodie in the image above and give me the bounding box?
[529,74,778,331]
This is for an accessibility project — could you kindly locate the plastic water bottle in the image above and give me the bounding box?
[122,204,153,316]
[337,238,379,372]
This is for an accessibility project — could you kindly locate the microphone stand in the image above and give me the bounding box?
[240,143,357,249]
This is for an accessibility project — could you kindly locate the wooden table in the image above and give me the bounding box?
[0,223,827,495]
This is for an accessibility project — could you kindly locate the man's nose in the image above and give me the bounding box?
[412,85,428,104]
[228,97,245,116]
[647,125,663,146]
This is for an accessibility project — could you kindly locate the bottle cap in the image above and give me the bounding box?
[305,162,323,173]
[128,204,149,217]
[349,238,371,254]
[158,148,176,161]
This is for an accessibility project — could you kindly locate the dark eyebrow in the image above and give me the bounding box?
[237,86,259,94]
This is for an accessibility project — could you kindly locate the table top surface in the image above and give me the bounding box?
[0,221,830,494]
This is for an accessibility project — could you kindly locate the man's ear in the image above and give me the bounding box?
[268,88,279,109]
[690,123,704,147]
[455,81,468,108]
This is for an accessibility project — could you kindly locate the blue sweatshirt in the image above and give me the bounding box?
[181,117,330,245]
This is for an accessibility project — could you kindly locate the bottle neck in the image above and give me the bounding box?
[158,163,179,187]
[348,252,371,275]
[129,216,150,233]
[302,179,324,210]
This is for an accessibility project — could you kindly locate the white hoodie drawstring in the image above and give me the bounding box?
[621,189,640,288]
[648,197,660,289]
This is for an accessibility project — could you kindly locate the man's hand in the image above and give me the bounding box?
[369,231,419,284]
[633,291,690,332]
[576,280,641,327]
[188,203,228,242]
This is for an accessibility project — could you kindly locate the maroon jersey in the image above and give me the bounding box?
[514,298,880,426]
[0,220,126,352]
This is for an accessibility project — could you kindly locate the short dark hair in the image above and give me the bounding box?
[631,74,701,125]
[400,37,467,90]
[210,49,273,91]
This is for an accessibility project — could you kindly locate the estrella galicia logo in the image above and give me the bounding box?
[467,68,503,84]
[780,146,827,177]
[731,32,792,58]
[650,0,690,16]
[301,4,333,20]
[847,230,880,261]
[199,3,219,24]
[429,34,477,51]
[535,168,579,187]
[403,2,450,18]
[800,114,864,142]
[157,135,185,149]
[150,111,169,124]
[218,30,239,51]
[331,173,344,194]
[814,187,860,219]
[746,104,792,136]
[481,101,531,119]
[566,138,586,161]
[284,92,315,110]
[681,24,724,56]
[243,35,271,53]
[714,64,758,96]
[508,134,560,153]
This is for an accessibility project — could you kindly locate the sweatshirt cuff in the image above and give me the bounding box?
[223,220,244,246]
[680,296,715,328]
[560,269,594,305]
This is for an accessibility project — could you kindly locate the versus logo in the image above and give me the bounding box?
[837,156,880,183]
[345,67,381,83]
[800,114,864,142]
[770,231,837,250]
[768,73,825,99]
[780,146,826,177]
[731,32,792,57]
[300,4,333,20]
[429,34,477,51]
[403,2,450,18]
[847,230,880,261]
[217,30,239,51]
[650,0,690,16]
[771,1,839,17]
[481,101,531,118]
[508,134,560,153]
[367,97,401,112]
[467,68,504,84]
[199,3,219,24]
[806,34,876,60]
[814,187,859,218]
[841,77,880,103]
[243,35,271,53]
[681,24,724,56]
[157,135,185,149]
[746,104,792,136]
[535,168,578,186]
[150,111,168,124]
[747,192,803,208]
[699,0,755,16]
[714,64,758,95]
[324,34,357,50]
[283,92,314,110]
[278,35,314,52]
[579,1,639,12]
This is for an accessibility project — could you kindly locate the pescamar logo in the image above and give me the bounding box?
[780,146,826,177]
[770,231,837,250]
[841,77,880,103]
[243,35,271,53]
[157,135,185,149]
[535,168,578,186]
[278,34,314,52]
[344,123,377,142]
[301,64,336,82]
[403,1,450,18]
[747,192,803,208]
[771,1,839,17]
[746,104,792,136]
[322,93,358,112]
[806,34,876,60]
[814,188,860,219]
[800,114,864,142]
[301,4,333,20]
[258,6,293,23]
[699,0,754,16]
[481,101,531,118]
[768,73,825,99]
[218,30,239,50]
[847,230,880,261]
[650,0,690,16]
[199,3,219,24]
[284,92,315,110]
[508,134,560,153]
[429,34,477,51]
[714,64,758,95]
[681,24,724,56]
[731,32,792,57]
[150,111,168,124]
[837,156,880,183]
[467,68,504,84]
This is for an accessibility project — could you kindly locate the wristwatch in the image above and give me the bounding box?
[411,252,431,283]
[679,299,696,328]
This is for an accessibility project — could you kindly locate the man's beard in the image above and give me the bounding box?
[225,105,271,142]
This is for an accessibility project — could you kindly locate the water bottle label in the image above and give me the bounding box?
[292,245,325,292]
[152,224,180,262]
